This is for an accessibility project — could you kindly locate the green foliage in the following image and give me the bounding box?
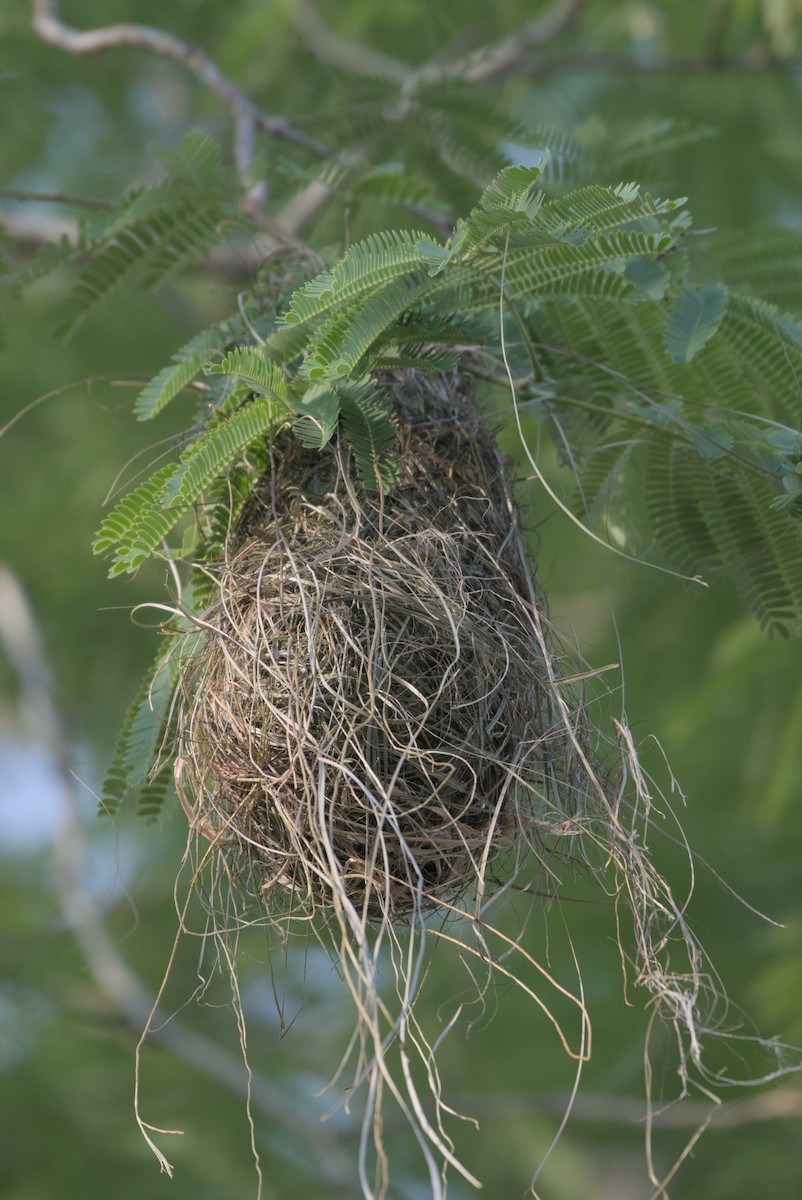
[450,163,546,256]
[134,315,248,421]
[204,345,290,404]
[290,383,341,448]
[167,398,285,509]
[301,274,428,379]
[51,132,241,340]
[700,225,802,312]
[338,379,400,488]
[526,283,802,632]
[92,463,179,563]
[666,283,729,363]
[645,432,802,635]
[277,229,428,335]
[94,396,286,575]
[99,639,183,817]
[717,294,802,423]
[80,141,802,638]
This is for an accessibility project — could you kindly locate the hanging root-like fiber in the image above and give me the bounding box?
[161,370,792,1199]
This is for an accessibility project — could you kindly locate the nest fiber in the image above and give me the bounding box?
[175,372,583,921]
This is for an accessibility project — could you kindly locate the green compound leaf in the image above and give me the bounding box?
[167,398,288,510]
[338,379,399,489]
[92,463,177,557]
[666,283,729,363]
[99,641,183,816]
[205,346,290,406]
[290,384,341,449]
[96,399,286,575]
[135,315,246,421]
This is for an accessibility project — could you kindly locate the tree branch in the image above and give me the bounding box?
[0,187,114,209]
[1,207,76,251]
[31,0,329,167]
[0,565,354,1194]
[0,207,295,282]
[440,0,589,84]
[289,0,588,88]
[510,48,802,78]
[290,0,409,82]
[450,1086,802,1130]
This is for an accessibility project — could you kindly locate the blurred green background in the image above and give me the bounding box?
[2,1,802,1197]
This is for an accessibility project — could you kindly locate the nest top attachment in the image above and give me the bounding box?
[175,372,584,922]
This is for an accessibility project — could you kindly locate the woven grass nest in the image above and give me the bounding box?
[175,370,583,923]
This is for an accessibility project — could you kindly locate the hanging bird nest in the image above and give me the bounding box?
[158,370,754,1200]
[173,370,589,924]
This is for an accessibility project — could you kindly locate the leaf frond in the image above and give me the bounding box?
[338,379,399,489]
[99,640,183,816]
[168,399,286,512]
[278,229,428,334]
[135,315,246,421]
[205,345,290,408]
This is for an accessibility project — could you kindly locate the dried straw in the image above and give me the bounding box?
[175,371,587,924]
[156,370,793,1199]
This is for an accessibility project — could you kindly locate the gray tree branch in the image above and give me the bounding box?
[290,0,588,86]
[31,0,329,166]
[0,187,114,209]
[0,206,287,281]
[28,0,454,236]
[436,0,589,84]
[451,1085,802,1130]
[290,0,409,82]
[276,0,586,233]
[0,564,354,1194]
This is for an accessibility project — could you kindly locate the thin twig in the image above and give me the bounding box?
[0,206,293,279]
[509,48,802,77]
[447,1086,802,1130]
[28,0,453,238]
[0,187,114,208]
[290,0,409,82]
[289,0,587,88]
[275,0,586,233]
[31,0,329,167]
[432,0,589,84]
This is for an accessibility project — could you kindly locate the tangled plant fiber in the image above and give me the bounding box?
[163,371,767,1198]
[176,372,587,925]
[166,370,604,1194]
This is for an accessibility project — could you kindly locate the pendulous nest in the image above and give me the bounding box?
[174,371,586,921]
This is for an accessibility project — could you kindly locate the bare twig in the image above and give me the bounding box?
[290,0,409,82]
[289,0,587,88]
[511,48,802,77]
[31,0,329,167]
[449,1086,802,1130]
[0,200,307,278]
[0,188,114,208]
[434,0,589,84]
[0,565,354,1194]
[1,208,76,251]
[28,0,454,238]
[275,0,585,233]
